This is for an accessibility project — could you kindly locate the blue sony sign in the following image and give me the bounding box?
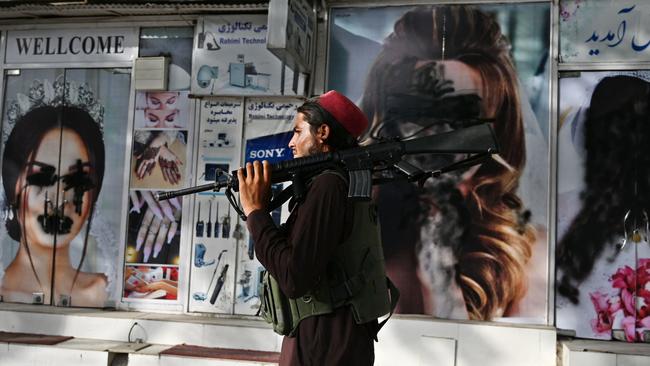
[245,131,294,163]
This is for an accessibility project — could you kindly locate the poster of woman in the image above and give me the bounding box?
[0,69,130,307]
[328,4,550,323]
[557,71,650,342]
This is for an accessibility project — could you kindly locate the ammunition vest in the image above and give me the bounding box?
[259,171,399,337]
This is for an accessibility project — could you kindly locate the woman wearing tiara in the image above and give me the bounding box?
[0,79,108,306]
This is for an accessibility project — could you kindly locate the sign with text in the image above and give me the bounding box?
[5,27,137,64]
[560,0,650,62]
[192,15,304,96]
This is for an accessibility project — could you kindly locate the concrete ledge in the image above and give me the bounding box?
[0,303,282,353]
[559,337,650,366]
[0,304,559,366]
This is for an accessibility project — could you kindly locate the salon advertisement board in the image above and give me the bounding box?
[188,97,244,314]
[192,15,304,96]
[0,69,131,307]
[557,70,650,342]
[560,0,650,63]
[232,97,300,315]
[5,27,137,64]
[328,4,550,324]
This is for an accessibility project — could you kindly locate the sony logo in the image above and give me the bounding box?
[248,148,286,159]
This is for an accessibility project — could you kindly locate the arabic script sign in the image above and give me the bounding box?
[560,1,650,62]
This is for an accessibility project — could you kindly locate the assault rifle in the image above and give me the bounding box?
[156,123,499,220]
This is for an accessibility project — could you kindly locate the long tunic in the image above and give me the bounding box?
[247,173,376,366]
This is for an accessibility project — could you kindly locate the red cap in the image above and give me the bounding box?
[317,90,368,138]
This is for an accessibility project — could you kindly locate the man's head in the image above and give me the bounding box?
[289,90,368,157]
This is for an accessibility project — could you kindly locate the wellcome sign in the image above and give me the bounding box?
[5,28,137,63]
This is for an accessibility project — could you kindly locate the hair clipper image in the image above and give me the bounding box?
[195,201,204,237]
[210,263,229,305]
[206,200,212,238]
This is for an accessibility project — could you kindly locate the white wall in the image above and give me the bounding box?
[0,306,556,366]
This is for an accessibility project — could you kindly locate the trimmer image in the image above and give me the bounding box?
[195,201,204,238]
[192,249,227,302]
[214,201,221,238]
[206,200,213,238]
[210,263,230,305]
[222,205,231,239]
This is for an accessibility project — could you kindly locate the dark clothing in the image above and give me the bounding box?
[247,173,375,366]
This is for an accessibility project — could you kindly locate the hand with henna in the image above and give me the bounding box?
[157,145,182,185]
[134,133,169,180]
[135,145,160,179]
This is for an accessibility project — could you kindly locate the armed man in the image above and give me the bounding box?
[237,90,397,365]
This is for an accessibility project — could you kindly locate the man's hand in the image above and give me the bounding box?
[237,160,271,216]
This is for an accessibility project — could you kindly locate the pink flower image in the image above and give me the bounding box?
[589,291,613,334]
[622,316,637,342]
[589,259,650,342]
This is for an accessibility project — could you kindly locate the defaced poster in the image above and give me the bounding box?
[557,71,650,342]
[188,98,245,314]
[328,4,551,323]
[192,15,304,96]
[0,69,131,307]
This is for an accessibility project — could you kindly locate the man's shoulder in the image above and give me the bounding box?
[313,170,348,186]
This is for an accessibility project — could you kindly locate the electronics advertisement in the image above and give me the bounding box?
[188,98,244,314]
[233,98,300,315]
[0,68,131,307]
[192,15,303,96]
[557,70,650,342]
[328,4,551,324]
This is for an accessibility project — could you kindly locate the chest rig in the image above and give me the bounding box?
[259,171,399,337]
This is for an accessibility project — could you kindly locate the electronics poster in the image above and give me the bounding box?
[232,98,300,315]
[192,15,303,96]
[0,69,130,307]
[188,97,244,314]
[556,71,650,341]
[328,4,550,323]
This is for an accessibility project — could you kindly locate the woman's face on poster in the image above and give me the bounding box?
[146,92,179,110]
[15,127,94,248]
[387,59,484,137]
[143,108,181,128]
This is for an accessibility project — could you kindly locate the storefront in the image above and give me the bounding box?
[1,0,647,365]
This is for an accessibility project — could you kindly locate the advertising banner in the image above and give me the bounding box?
[0,68,131,307]
[557,71,650,342]
[328,4,551,324]
[233,98,300,315]
[560,0,650,63]
[188,98,244,314]
[192,15,303,96]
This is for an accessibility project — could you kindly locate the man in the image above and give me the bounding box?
[237,91,395,365]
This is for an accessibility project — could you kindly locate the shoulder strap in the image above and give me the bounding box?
[376,278,399,333]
